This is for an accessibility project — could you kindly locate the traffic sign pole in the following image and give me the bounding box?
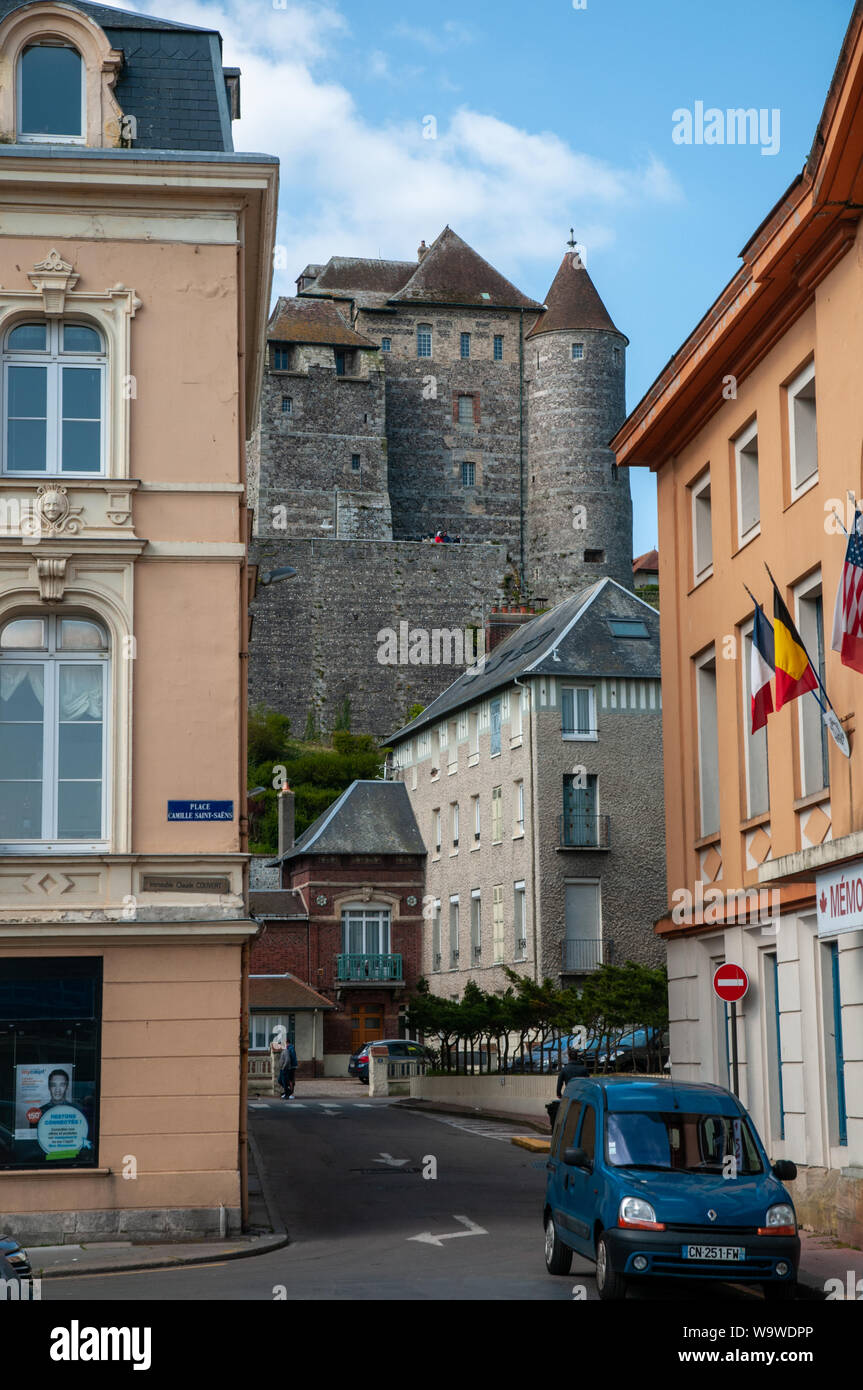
[713,964,749,1097]
[730,1001,739,1096]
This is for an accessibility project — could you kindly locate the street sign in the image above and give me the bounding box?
[167,800,234,821]
[713,963,749,1003]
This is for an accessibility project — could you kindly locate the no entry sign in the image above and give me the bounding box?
[713,962,749,1003]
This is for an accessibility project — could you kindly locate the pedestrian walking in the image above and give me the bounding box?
[556,1046,588,1098]
[279,1039,298,1098]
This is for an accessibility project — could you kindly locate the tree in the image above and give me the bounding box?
[406,702,425,723]
[302,708,319,742]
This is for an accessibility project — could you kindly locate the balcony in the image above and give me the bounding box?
[336,953,403,984]
[559,812,611,849]
[561,938,604,973]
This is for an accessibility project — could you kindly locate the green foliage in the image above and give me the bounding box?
[248,704,291,765]
[406,701,425,723]
[333,695,352,731]
[302,708,319,742]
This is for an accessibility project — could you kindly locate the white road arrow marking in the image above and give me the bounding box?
[408,1215,488,1246]
[374,1152,410,1167]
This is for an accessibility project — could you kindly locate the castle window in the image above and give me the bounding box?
[272,344,290,370]
[381,338,391,352]
[613,346,621,363]
[493,335,503,361]
[461,462,476,487]
[351,454,361,471]
[3,320,105,476]
[457,394,475,428]
[281,396,292,414]
[335,350,347,376]
[571,343,584,360]
[19,44,84,142]
[460,333,471,359]
[584,549,605,563]
[417,324,432,358]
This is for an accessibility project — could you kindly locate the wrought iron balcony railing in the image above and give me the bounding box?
[559,812,611,849]
[561,938,603,973]
[336,953,403,982]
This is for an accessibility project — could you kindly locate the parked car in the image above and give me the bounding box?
[0,1237,32,1283]
[347,1039,431,1084]
[581,1028,669,1072]
[544,1076,799,1301]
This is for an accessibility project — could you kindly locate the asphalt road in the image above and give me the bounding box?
[41,1098,774,1302]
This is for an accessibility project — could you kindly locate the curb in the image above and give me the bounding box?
[396,1098,551,1134]
[37,1131,289,1281]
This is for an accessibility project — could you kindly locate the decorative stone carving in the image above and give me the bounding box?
[28,251,80,316]
[35,557,69,601]
[107,492,133,526]
[30,485,83,537]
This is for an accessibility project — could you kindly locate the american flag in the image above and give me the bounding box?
[831,509,863,674]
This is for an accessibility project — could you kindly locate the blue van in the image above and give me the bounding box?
[544,1077,800,1300]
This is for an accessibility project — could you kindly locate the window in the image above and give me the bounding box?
[691,471,713,581]
[571,343,584,360]
[281,396,292,415]
[457,394,475,427]
[741,620,769,818]
[249,1013,296,1052]
[0,957,101,1170]
[511,686,524,739]
[695,649,720,836]
[491,785,503,843]
[490,697,502,755]
[514,881,526,959]
[788,363,817,494]
[341,905,391,955]
[461,461,476,488]
[432,901,442,972]
[613,346,621,363]
[763,953,784,1141]
[796,577,828,796]
[449,896,459,968]
[469,711,479,757]
[561,686,595,739]
[492,885,504,963]
[472,794,480,842]
[584,548,605,563]
[447,718,458,770]
[1,614,108,846]
[493,335,503,362]
[608,618,649,639]
[381,338,392,352]
[471,890,482,962]
[578,1104,596,1161]
[19,45,83,142]
[351,454,361,471]
[433,808,441,854]
[735,420,760,543]
[3,320,104,476]
[417,324,432,358]
[563,881,601,971]
[562,772,599,846]
[272,344,290,370]
[451,801,459,849]
[460,332,471,359]
[514,780,524,833]
[334,350,347,376]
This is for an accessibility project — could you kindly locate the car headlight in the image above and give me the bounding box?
[7,1250,29,1266]
[759,1204,796,1236]
[618,1196,665,1230]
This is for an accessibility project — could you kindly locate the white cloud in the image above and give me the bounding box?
[127,0,682,298]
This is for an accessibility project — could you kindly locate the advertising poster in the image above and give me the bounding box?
[13,1063,88,1156]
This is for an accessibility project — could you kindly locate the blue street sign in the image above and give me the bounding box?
[167,801,234,822]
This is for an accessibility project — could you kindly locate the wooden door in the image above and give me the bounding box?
[352,1004,384,1053]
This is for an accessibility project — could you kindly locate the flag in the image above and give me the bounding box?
[831,509,863,674]
[750,602,774,733]
[772,582,818,709]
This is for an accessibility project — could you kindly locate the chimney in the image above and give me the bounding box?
[485,606,537,653]
[417,240,428,261]
[278,784,295,858]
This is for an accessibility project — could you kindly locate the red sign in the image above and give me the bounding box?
[713,963,749,1003]
[26,1107,42,1124]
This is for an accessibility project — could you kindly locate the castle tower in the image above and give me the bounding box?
[526,247,633,606]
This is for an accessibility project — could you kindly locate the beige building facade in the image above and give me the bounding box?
[0,1,276,1242]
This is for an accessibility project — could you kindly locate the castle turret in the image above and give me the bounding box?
[526,247,633,605]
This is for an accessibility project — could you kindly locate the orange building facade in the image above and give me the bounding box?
[613,5,863,1243]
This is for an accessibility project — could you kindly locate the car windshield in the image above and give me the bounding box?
[605,1110,763,1175]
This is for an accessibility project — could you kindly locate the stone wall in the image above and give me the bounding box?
[249,537,510,738]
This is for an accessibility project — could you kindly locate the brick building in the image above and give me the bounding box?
[249,780,426,1073]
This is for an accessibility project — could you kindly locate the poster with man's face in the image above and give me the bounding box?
[14,1063,86,1154]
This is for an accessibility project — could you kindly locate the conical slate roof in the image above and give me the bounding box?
[526,251,624,339]
[389,227,543,310]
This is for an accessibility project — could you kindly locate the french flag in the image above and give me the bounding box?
[751,601,775,733]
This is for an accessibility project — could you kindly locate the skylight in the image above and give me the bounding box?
[608,618,650,638]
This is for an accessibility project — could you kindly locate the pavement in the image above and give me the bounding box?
[21,1092,863,1298]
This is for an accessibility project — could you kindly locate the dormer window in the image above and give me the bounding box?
[19,44,84,142]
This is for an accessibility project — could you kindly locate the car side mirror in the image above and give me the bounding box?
[563,1146,590,1168]
[772,1159,797,1181]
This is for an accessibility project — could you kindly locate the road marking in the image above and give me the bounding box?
[420,1112,531,1143]
[374,1152,410,1167]
[249,1103,268,1109]
[408,1215,488,1247]
[354,1103,373,1109]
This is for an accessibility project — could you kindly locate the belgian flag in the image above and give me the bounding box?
[772,582,818,709]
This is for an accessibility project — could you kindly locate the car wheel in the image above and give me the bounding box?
[544,1215,572,1275]
[360,1075,369,1085]
[762,1280,796,1301]
[595,1233,627,1300]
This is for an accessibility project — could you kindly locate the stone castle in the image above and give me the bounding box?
[248,226,633,737]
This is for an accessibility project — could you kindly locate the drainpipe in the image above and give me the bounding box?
[514,675,539,981]
[518,310,525,585]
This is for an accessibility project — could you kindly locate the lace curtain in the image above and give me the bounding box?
[1,663,102,718]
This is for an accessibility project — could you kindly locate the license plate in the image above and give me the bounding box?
[683,1245,745,1262]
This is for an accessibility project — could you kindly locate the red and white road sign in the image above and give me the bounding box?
[713,963,749,1003]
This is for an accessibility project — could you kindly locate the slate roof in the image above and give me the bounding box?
[248,889,308,920]
[267,297,377,348]
[526,252,624,339]
[386,578,660,744]
[389,227,543,310]
[269,780,426,865]
[249,975,335,1011]
[0,1,233,152]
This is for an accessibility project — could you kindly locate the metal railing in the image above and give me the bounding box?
[561,938,603,972]
[559,812,611,848]
[336,953,403,982]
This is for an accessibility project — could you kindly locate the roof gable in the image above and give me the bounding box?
[272,780,426,864]
[267,297,377,348]
[388,226,543,310]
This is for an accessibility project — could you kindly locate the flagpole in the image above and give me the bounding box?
[764,563,834,713]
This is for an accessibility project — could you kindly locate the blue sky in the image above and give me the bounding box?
[141,0,853,554]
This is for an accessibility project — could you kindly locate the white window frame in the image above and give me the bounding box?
[740,617,769,820]
[433,807,441,855]
[17,42,86,145]
[788,361,818,499]
[561,685,596,740]
[734,419,760,547]
[449,894,459,968]
[248,1012,296,1052]
[691,469,713,584]
[695,647,720,838]
[340,904,392,955]
[514,779,524,835]
[492,884,504,964]
[0,613,109,850]
[571,342,584,361]
[470,889,482,962]
[450,800,459,851]
[514,881,527,960]
[432,900,442,972]
[2,319,106,477]
[472,794,480,844]
[491,785,503,844]
[417,324,432,358]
